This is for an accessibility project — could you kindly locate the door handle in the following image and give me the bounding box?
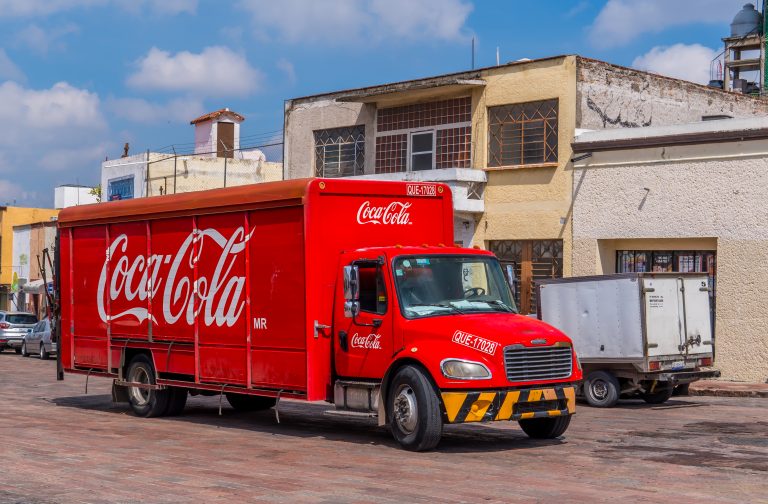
[339,330,348,352]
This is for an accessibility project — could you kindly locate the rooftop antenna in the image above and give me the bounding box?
[496,46,500,66]
[471,36,475,69]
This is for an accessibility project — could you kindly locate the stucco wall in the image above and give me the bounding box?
[571,140,768,382]
[284,99,376,179]
[474,56,576,274]
[576,58,768,130]
[0,207,59,285]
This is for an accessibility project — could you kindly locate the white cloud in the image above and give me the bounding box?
[38,144,111,172]
[0,49,25,82]
[0,0,105,17]
[632,43,719,85]
[0,179,34,203]
[590,0,744,48]
[238,0,473,44]
[127,46,262,98]
[16,23,79,54]
[114,0,197,15]
[276,58,296,85]
[106,96,205,124]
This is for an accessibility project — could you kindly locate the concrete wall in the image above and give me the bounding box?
[284,99,377,179]
[576,58,768,130]
[473,56,576,274]
[101,154,147,200]
[571,139,768,382]
[54,186,99,208]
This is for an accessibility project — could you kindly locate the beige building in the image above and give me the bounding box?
[284,55,768,314]
[102,109,282,201]
[572,117,768,382]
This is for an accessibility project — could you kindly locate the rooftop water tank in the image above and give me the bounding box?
[731,3,762,37]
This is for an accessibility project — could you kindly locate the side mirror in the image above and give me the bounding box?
[344,300,360,318]
[343,265,360,301]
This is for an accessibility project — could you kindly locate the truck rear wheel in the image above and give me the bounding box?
[519,414,571,439]
[584,370,620,408]
[641,384,673,404]
[126,354,169,418]
[225,393,276,412]
[387,366,442,452]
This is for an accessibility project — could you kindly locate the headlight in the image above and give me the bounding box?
[441,359,491,380]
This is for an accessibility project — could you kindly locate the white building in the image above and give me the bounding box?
[101,108,282,201]
[54,184,99,209]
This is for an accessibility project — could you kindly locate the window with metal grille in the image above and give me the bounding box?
[488,239,563,314]
[314,126,365,177]
[488,99,558,167]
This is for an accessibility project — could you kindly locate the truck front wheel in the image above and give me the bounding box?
[387,366,442,451]
[583,370,620,408]
[519,414,571,439]
[126,354,169,418]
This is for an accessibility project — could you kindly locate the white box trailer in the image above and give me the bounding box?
[536,273,720,407]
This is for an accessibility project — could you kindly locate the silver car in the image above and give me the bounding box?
[0,311,38,354]
[21,318,56,360]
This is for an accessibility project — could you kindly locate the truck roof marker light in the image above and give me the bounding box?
[438,243,446,247]
[395,244,403,248]
[473,245,481,250]
[438,186,444,193]
[422,243,429,247]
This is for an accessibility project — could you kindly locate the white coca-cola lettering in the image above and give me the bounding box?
[356,201,412,225]
[350,332,382,350]
[97,227,254,327]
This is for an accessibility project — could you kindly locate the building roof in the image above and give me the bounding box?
[573,116,768,152]
[190,108,245,125]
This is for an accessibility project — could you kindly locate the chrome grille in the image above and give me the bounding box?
[504,345,573,382]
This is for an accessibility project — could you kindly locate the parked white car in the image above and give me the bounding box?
[0,311,38,353]
[21,318,56,360]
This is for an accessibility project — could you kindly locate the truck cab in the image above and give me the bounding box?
[332,246,581,450]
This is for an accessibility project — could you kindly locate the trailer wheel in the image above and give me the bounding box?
[164,387,188,416]
[225,393,276,412]
[387,366,442,451]
[126,354,169,418]
[584,371,620,408]
[641,384,673,404]
[519,414,572,439]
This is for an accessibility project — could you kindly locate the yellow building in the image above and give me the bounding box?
[0,207,59,310]
[284,55,768,314]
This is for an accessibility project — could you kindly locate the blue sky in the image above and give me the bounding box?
[0,0,751,206]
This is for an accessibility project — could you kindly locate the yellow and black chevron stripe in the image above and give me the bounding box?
[441,386,576,423]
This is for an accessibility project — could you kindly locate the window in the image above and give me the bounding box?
[375,97,472,174]
[314,125,365,178]
[108,176,134,201]
[488,99,558,167]
[410,131,434,171]
[7,314,37,324]
[357,263,387,315]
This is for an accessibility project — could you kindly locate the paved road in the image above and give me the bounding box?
[1,352,766,503]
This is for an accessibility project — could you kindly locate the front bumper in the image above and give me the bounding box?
[441,385,576,424]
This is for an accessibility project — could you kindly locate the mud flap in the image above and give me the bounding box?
[112,381,129,403]
[377,389,386,427]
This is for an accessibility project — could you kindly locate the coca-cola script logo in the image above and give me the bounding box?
[97,227,254,327]
[356,201,412,225]
[350,332,382,350]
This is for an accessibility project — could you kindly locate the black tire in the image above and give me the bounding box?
[641,384,674,404]
[21,342,29,357]
[583,370,620,408]
[225,393,276,412]
[519,414,572,439]
[39,344,49,360]
[164,387,188,416]
[387,366,443,451]
[14,348,21,354]
[126,354,169,417]
[673,383,690,396]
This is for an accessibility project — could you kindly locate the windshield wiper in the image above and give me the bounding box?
[488,300,517,313]
[408,302,465,314]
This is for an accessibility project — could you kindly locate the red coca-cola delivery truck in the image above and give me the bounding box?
[57,178,581,450]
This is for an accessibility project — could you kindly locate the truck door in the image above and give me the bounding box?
[334,259,393,379]
[680,276,713,356]
[643,276,686,358]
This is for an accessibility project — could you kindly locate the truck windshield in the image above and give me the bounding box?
[393,255,518,318]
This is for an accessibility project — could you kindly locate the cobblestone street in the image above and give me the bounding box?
[0,353,766,503]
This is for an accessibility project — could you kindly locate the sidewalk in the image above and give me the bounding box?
[689,380,768,398]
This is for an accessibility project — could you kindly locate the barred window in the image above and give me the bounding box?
[314,126,365,177]
[488,99,558,167]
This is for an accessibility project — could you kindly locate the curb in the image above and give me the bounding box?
[688,388,768,399]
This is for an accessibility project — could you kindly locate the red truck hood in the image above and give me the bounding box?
[402,312,571,350]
